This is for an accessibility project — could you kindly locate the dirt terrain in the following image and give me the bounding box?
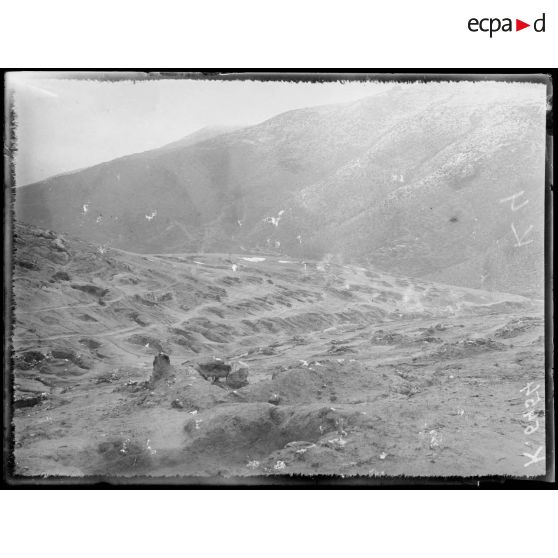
[11,223,546,478]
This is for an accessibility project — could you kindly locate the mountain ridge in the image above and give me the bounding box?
[15,83,546,297]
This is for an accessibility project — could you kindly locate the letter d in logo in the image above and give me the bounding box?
[534,13,546,32]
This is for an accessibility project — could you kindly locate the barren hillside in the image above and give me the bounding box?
[11,223,545,477]
[15,82,546,297]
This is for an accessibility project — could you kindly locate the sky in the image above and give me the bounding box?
[8,73,395,185]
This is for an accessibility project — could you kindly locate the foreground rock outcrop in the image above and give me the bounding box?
[196,358,249,389]
[151,352,175,384]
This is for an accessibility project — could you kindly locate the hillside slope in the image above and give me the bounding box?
[15,82,546,296]
[11,224,545,477]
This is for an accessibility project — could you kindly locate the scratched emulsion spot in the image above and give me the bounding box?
[499,191,529,212]
[264,209,285,227]
[499,190,534,248]
[511,223,533,247]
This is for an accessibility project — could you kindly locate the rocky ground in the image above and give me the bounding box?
[10,223,546,478]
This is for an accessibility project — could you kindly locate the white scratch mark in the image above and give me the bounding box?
[511,223,534,247]
[264,209,285,228]
[500,191,529,212]
[523,445,544,467]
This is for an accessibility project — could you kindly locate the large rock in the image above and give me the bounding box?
[196,358,250,388]
[196,358,231,383]
[151,352,175,383]
[226,361,249,389]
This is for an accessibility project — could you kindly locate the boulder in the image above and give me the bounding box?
[196,358,250,388]
[151,352,175,383]
[226,362,249,389]
[196,358,231,382]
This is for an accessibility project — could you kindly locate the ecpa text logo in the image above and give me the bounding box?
[468,13,545,37]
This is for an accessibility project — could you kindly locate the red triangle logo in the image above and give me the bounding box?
[516,19,530,31]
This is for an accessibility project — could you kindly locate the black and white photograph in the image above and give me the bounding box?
[4,72,552,482]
